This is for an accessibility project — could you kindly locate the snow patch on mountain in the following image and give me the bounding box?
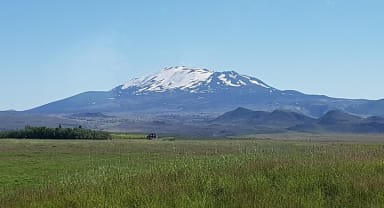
[122,66,213,92]
[243,75,270,88]
[218,74,243,87]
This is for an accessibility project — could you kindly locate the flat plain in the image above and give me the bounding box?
[1,135,384,207]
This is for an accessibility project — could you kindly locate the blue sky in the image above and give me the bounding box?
[0,0,383,110]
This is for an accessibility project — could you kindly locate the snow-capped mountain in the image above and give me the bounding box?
[28,66,384,117]
[118,66,272,94]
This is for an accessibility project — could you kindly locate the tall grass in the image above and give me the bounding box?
[1,139,384,207]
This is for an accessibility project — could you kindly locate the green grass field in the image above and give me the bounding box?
[1,137,384,207]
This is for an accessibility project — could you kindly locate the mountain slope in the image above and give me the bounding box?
[28,66,384,117]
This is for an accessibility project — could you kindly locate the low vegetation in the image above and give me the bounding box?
[1,137,384,207]
[0,126,111,140]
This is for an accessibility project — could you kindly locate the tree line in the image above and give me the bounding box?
[0,126,111,140]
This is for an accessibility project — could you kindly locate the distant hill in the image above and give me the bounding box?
[212,107,316,128]
[213,107,384,134]
[212,107,269,124]
[318,110,362,125]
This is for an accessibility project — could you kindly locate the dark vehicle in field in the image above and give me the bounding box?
[146,133,158,140]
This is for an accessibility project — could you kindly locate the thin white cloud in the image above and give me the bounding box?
[325,0,337,7]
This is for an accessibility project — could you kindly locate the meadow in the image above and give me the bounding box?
[1,136,384,207]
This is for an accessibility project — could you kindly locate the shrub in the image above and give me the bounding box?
[0,126,111,140]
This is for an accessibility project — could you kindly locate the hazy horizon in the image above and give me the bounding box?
[1,0,383,110]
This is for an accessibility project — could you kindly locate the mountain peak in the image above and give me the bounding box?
[162,66,212,73]
[120,66,272,94]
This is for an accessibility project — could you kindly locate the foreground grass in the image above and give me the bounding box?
[1,138,384,207]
